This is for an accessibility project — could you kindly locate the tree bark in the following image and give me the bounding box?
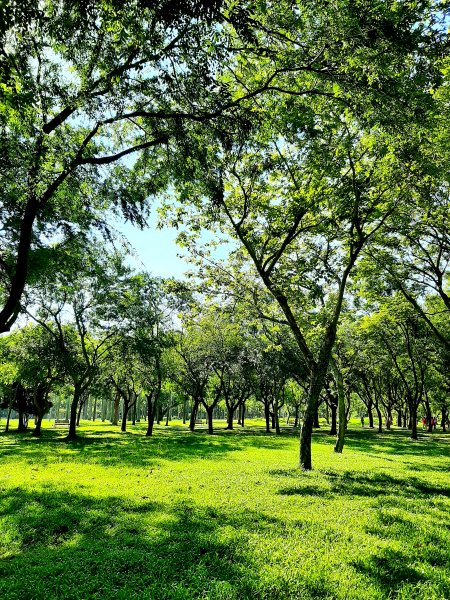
[274,402,281,435]
[330,359,346,454]
[425,399,433,433]
[329,401,337,435]
[368,402,374,428]
[146,394,155,437]
[206,406,214,434]
[67,384,82,440]
[313,409,320,428]
[32,412,44,437]
[375,403,383,433]
[111,392,120,426]
[300,356,330,470]
[226,405,234,430]
[410,402,418,440]
[264,401,271,433]
[189,399,199,432]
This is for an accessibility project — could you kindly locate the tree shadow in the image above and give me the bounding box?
[0,425,296,470]
[0,485,279,599]
[277,470,450,499]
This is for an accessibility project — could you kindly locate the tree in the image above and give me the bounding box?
[1,0,269,332]
[27,241,140,439]
[0,325,60,435]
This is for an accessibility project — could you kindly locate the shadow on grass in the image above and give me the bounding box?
[0,424,296,470]
[340,427,450,459]
[0,484,339,600]
[277,470,450,499]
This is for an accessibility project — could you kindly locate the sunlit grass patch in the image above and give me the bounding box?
[0,422,449,599]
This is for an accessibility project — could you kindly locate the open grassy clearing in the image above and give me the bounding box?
[0,422,449,600]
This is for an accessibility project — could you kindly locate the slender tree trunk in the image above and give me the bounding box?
[189,399,199,432]
[5,405,12,432]
[32,412,44,437]
[313,409,320,428]
[425,400,433,433]
[264,402,270,433]
[442,408,447,433]
[330,359,346,454]
[385,408,392,430]
[67,384,81,440]
[226,404,234,430]
[300,362,327,470]
[76,400,83,426]
[274,402,281,435]
[329,402,337,435]
[397,409,402,427]
[111,393,120,426]
[121,399,129,432]
[92,397,97,422]
[375,403,383,434]
[132,397,137,426]
[146,395,155,437]
[368,402,374,428]
[182,399,187,425]
[206,406,214,434]
[17,407,27,432]
[410,402,418,440]
[241,402,245,427]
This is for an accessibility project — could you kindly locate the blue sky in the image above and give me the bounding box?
[114,208,189,279]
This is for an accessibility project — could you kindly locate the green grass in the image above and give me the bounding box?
[0,421,449,599]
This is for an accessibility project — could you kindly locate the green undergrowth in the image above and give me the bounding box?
[0,421,449,599]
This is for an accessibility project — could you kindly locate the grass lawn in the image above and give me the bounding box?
[0,420,449,599]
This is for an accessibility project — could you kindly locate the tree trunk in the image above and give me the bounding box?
[367,402,374,428]
[5,405,12,432]
[132,397,137,426]
[300,362,327,470]
[189,399,199,432]
[425,400,433,433]
[375,403,383,434]
[146,395,155,437]
[111,393,120,426]
[442,408,447,433]
[385,408,392,430]
[397,409,402,427]
[313,409,320,428]
[182,399,187,425]
[293,404,299,428]
[274,402,281,435]
[206,406,214,434]
[410,402,418,440]
[67,384,81,440]
[17,407,27,432]
[76,400,83,426]
[121,399,129,432]
[32,412,44,437]
[92,397,97,421]
[329,402,337,435]
[330,359,346,454]
[241,402,245,427]
[226,405,234,430]
[264,401,271,433]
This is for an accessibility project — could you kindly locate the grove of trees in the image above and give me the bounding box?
[1,0,449,470]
